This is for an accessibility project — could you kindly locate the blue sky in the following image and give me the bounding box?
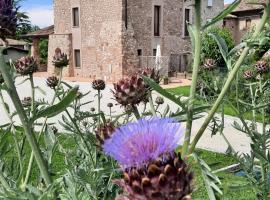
[21,0,234,28]
[21,0,53,28]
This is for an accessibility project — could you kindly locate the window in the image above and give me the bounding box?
[246,19,251,28]
[137,49,142,56]
[72,7,79,27]
[74,49,81,68]
[208,0,213,7]
[184,8,190,37]
[153,49,157,56]
[154,6,161,36]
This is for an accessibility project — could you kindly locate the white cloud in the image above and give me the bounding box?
[23,6,53,28]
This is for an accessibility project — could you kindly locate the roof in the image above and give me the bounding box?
[4,47,29,53]
[0,39,30,46]
[23,25,54,38]
[228,0,266,13]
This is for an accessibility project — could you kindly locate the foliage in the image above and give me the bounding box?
[202,26,234,66]
[39,39,48,64]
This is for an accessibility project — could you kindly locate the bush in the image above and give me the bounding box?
[202,26,235,66]
[39,39,48,64]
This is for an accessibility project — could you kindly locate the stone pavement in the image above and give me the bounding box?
[0,77,253,155]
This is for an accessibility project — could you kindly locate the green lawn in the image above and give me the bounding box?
[192,150,255,200]
[166,86,260,121]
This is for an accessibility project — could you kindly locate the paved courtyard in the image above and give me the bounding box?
[0,77,253,155]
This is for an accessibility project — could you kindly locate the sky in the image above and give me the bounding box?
[21,0,234,28]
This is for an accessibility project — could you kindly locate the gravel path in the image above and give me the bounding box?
[0,77,254,155]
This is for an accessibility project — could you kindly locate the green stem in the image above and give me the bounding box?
[132,105,140,120]
[23,69,63,187]
[0,48,52,186]
[0,91,23,174]
[259,78,266,134]
[149,92,157,117]
[189,3,270,154]
[250,85,257,131]
[29,74,35,117]
[182,0,201,157]
[97,90,101,125]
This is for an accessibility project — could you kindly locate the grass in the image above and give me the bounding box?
[192,149,255,200]
[166,86,262,121]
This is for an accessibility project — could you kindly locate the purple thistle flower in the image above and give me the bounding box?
[103,117,184,168]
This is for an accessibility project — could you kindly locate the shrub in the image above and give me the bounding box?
[202,26,235,66]
[39,39,48,64]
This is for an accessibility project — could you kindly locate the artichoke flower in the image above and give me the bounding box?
[53,52,69,68]
[95,121,115,145]
[15,56,38,76]
[103,118,193,200]
[92,79,106,91]
[202,58,217,70]
[46,76,59,89]
[113,75,148,106]
[140,67,160,84]
[255,60,269,74]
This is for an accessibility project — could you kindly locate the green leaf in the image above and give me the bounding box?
[142,76,186,109]
[31,86,79,122]
[203,0,241,30]
[209,33,228,63]
[193,154,223,200]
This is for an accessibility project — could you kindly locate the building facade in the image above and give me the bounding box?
[48,0,224,80]
[224,0,266,43]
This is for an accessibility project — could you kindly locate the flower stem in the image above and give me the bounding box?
[29,74,35,117]
[132,105,140,120]
[182,0,201,157]
[0,48,52,186]
[189,2,270,154]
[149,92,157,117]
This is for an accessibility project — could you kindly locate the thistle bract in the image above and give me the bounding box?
[0,0,17,40]
[103,117,184,169]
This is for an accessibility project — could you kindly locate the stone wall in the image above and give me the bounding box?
[50,0,225,80]
[79,0,123,81]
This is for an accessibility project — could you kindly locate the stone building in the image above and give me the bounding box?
[223,0,266,43]
[34,0,224,80]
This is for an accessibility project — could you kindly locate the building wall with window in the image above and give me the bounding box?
[49,0,224,80]
[223,1,265,43]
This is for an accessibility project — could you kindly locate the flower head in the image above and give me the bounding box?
[113,75,148,106]
[46,76,59,89]
[52,50,69,68]
[103,117,183,168]
[92,79,106,91]
[0,0,17,40]
[15,56,38,76]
